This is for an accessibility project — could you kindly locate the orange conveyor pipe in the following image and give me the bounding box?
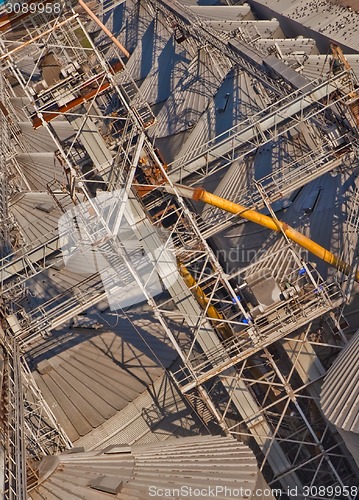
[168,184,358,281]
[178,263,233,339]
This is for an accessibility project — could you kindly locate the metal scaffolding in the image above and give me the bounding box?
[0,0,358,497]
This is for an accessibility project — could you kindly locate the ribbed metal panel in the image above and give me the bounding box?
[31,436,270,499]
[321,332,359,466]
[217,19,281,39]
[16,153,66,192]
[9,193,69,246]
[178,0,225,6]
[9,96,31,121]
[206,167,353,282]
[111,2,154,58]
[321,332,359,433]
[200,126,313,228]
[29,307,189,443]
[18,120,74,153]
[174,67,263,163]
[257,38,316,56]
[187,6,251,22]
[122,17,156,81]
[300,54,359,82]
[75,371,204,450]
[98,0,136,42]
[139,18,191,106]
[154,48,231,139]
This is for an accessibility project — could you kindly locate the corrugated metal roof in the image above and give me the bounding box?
[124,18,157,81]
[99,0,132,36]
[179,0,224,6]
[75,369,206,450]
[27,305,190,442]
[201,131,351,276]
[194,130,312,269]
[284,171,349,278]
[173,68,264,163]
[206,20,281,39]
[140,36,191,106]
[107,2,153,57]
[153,47,230,140]
[320,331,359,467]
[18,121,74,153]
[264,54,311,88]
[16,55,42,81]
[5,0,359,491]
[9,192,70,246]
[16,153,66,191]
[256,37,317,55]
[293,171,357,278]
[321,331,359,433]
[31,436,262,500]
[21,267,102,311]
[119,2,176,81]
[299,54,359,81]
[9,96,32,121]
[126,14,193,105]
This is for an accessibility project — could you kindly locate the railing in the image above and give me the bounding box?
[171,270,343,392]
[2,336,27,500]
[168,71,349,176]
[0,332,71,497]
[342,180,359,298]
[198,138,355,238]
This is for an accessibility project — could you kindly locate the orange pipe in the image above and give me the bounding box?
[193,187,355,278]
[32,61,123,128]
[77,0,130,58]
[0,15,78,60]
[179,263,233,339]
[165,184,357,281]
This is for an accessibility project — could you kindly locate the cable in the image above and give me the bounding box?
[95,305,167,371]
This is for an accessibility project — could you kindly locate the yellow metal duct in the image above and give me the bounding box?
[178,263,234,339]
[167,184,358,282]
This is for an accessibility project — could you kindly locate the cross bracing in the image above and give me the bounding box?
[0,0,358,498]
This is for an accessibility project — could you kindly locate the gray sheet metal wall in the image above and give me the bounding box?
[321,332,359,469]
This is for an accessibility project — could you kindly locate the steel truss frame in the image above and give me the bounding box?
[186,323,358,494]
[167,74,359,185]
[0,1,358,497]
[146,0,359,182]
[0,325,71,499]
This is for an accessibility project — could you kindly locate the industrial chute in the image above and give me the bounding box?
[165,183,359,282]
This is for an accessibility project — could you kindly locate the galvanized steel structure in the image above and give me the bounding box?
[321,331,359,469]
[0,0,358,498]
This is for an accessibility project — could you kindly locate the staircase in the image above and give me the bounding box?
[184,389,214,425]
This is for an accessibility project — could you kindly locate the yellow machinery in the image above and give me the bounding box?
[179,263,234,339]
[330,43,352,72]
[166,183,359,282]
